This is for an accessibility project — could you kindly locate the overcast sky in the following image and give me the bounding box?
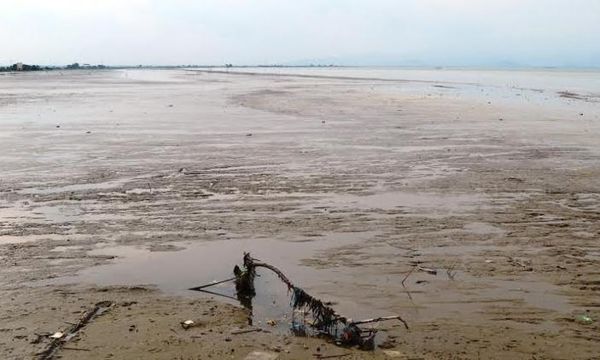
[1,0,599,67]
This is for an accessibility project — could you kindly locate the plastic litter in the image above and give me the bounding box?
[181,320,195,329]
[49,332,64,339]
[575,314,594,325]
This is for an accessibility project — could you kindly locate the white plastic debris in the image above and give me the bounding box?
[49,332,64,339]
[181,320,195,329]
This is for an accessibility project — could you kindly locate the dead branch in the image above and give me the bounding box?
[189,276,237,291]
[37,301,113,360]
[313,353,352,359]
[350,315,409,330]
[417,266,437,275]
[234,253,409,349]
[62,347,91,352]
[446,261,458,280]
[231,328,262,335]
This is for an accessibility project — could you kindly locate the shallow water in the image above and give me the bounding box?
[50,232,382,332]
[193,66,600,113]
[193,66,600,94]
[47,230,574,336]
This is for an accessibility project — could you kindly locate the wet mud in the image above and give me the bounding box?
[1,69,599,359]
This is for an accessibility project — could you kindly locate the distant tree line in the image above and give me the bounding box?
[0,63,50,72]
[0,62,108,72]
[66,63,107,69]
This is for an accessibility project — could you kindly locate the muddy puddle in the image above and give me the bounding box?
[48,232,387,334]
[45,230,574,337]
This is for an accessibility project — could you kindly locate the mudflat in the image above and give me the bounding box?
[1,68,599,359]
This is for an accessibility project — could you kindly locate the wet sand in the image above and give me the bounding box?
[1,69,599,359]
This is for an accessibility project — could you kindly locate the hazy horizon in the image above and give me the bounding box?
[2,0,599,68]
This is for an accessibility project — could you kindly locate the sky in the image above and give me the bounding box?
[1,0,599,67]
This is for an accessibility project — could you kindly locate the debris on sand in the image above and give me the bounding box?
[575,314,594,325]
[557,91,586,101]
[37,301,113,360]
[230,253,408,350]
[190,253,409,349]
[180,320,196,329]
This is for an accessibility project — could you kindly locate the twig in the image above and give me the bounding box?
[402,265,417,287]
[231,328,262,335]
[189,276,237,291]
[37,301,113,360]
[191,288,239,301]
[446,262,458,280]
[62,347,91,352]
[351,316,409,330]
[417,266,437,275]
[313,353,352,359]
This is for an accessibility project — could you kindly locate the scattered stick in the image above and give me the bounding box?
[62,347,91,352]
[417,266,437,275]
[231,328,262,335]
[350,316,409,330]
[446,262,458,280]
[37,301,113,360]
[189,276,237,291]
[190,288,239,301]
[401,265,416,287]
[313,353,352,359]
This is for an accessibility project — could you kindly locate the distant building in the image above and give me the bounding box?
[16,62,23,71]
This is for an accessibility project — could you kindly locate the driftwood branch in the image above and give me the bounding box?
[235,253,408,348]
[37,301,113,360]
